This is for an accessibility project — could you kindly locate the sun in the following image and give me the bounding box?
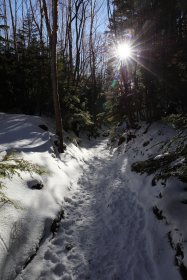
[117,42,132,60]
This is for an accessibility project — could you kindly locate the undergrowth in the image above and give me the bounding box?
[132,143,187,183]
[164,113,187,130]
[0,150,45,179]
[0,182,20,209]
[131,115,187,183]
[0,150,46,208]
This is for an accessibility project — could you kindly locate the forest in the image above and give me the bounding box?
[0,0,187,147]
[0,1,187,279]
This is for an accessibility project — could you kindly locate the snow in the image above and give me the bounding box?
[154,153,169,160]
[0,113,89,279]
[0,113,186,280]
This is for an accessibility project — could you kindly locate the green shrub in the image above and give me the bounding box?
[0,151,46,208]
[132,151,187,183]
[164,114,187,129]
[0,151,45,179]
[132,153,177,174]
[0,183,20,208]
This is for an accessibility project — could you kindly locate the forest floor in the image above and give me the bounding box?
[0,113,186,280]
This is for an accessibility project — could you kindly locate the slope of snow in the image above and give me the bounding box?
[17,139,181,280]
[117,121,187,278]
[0,114,186,280]
[0,113,90,280]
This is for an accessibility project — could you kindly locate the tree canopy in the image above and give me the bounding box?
[0,0,186,135]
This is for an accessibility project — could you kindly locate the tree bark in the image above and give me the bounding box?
[89,0,97,119]
[3,0,9,51]
[42,0,64,152]
[8,0,17,53]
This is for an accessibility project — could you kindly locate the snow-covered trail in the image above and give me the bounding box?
[17,140,180,280]
[53,142,155,280]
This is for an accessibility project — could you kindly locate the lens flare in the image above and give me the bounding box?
[117,43,132,60]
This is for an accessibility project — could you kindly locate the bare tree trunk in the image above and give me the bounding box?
[51,0,64,152]
[67,0,73,73]
[29,0,45,115]
[42,0,64,152]
[3,0,9,51]
[29,0,44,50]
[74,0,87,84]
[59,0,65,56]
[8,0,17,53]
[89,0,97,118]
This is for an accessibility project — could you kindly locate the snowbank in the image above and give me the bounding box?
[0,114,186,280]
[0,113,89,279]
[115,121,187,277]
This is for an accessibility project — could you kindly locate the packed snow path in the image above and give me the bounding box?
[17,140,181,280]
[53,142,155,280]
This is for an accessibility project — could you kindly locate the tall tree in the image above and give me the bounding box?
[42,0,64,152]
[8,0,17,53]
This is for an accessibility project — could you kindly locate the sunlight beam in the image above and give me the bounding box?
[117,43,132,60]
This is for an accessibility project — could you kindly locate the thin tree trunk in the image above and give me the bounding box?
[3,0,9,51]
[67,0,73,73]
[51,0,64,152]
[8,0,17,53]
[89,0,97,118]
[42,0,64,152]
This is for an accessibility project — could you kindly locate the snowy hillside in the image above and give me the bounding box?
[0,113,187,280]
[0,113,90,279]
[113,120,187,279]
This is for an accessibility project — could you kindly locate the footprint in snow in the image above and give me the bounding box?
[64,197,78,207]
[52,237,64,246]
[64,197,73,203]
[61,274,72,280]
[53,263,66,276]
[77,199,84,204]
[64,229,74,235]
[44,250,59,263]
